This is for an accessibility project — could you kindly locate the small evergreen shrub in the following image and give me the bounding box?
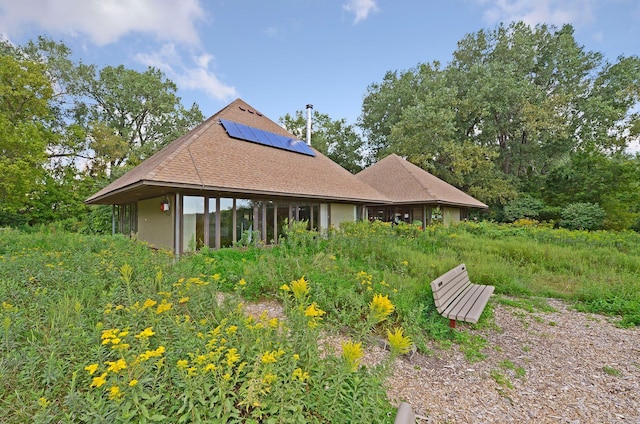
[503,196,545,222]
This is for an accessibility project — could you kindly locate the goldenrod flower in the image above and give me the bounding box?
[290,276,310,302]
[90,373,108,388]
[238,278,247,286]
[84,363,99,375]
[134,327,155,339]
[341,340,363,372]
[108,385,123,400]
[212,273,221,281]
[292,367,310,382]
[222,373,231,381]
[387,327,413,355]
[156,299,172,314]
[37,397,48,409]
[262,373,277,385]
[369,294,394,323]
[176,359,189,370]
[204,363,217,373]
[292,354,300,361]
[261,351,277,364]
[129,379,138,387]
[187,367,198,377]
[178,297,189,304]
[142,299,157,309]
[106,359,127,373]
[225,348,240,367]
[279,284,290,292]
[225,325,238,335]
[304,303,325,318]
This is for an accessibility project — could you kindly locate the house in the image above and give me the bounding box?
[355,153,487,226]
[86,99,486,255]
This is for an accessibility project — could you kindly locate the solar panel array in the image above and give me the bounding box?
[220,118,315,157]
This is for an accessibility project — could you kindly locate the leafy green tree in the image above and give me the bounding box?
[359,22,640,223]
[0,52,54,223]
[281,110,365,173]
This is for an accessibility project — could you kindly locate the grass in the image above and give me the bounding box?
[1,220,639,422]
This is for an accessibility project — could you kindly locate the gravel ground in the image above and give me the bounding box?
[243,297,640,423]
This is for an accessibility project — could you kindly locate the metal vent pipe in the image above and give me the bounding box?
[306,104,313,146]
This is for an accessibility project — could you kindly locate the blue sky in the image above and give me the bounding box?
[1,0,639,150]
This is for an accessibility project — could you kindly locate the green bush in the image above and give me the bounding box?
[560,202,606,230]
[503,196,545,222]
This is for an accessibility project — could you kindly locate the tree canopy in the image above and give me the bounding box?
[0,37,204,227]
[359,22,640,229]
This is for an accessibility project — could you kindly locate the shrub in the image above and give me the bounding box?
[560,202,606,230]
[503,196,545,222]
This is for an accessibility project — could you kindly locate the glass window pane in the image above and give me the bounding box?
[183,196,204,252]
[236,199,254,244]
[208,198,217,248]
[220,198,234,248]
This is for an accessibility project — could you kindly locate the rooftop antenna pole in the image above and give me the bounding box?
[306,104,313,146]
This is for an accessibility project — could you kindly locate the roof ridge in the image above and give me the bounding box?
[393,154,437,200]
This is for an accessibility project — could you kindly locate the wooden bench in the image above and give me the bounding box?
[430,263,494,328]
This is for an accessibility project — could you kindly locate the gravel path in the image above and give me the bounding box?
[384,299,640,423]
[244,297,640,423]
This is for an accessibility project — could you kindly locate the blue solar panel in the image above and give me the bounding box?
[220,118,315,157]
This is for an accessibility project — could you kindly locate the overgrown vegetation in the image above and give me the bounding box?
[1,221,639,422]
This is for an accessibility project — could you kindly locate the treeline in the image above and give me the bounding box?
[3,23,640,232]
[357,23,640,230]
[0,37,203,230]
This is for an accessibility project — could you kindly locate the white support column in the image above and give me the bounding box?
[174,193,181,257]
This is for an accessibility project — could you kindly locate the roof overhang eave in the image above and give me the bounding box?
[86,180,389,205]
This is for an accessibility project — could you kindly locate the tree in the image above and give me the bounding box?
[359,22,640,224]
[280,110,365,173]
[0,52,54,221]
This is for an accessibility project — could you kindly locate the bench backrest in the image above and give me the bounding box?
[430,263,471,314]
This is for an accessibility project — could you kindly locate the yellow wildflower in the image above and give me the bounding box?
[279,284,290,292]
[238,278,247,286]
[261,351,277,364]
[341,340,363,372]
[129,379,138,387]
[90,373,108,388]
[387,327,413,355]
[84,363,99,375]
[290,276,310,302]
[178,297,189,304]
[268,318,279,328]
[38,397,49,408]
[222,373,231,381]
[262,373,277,385]
[142,299,157,309]
[225,348,240,367]
[369,294,394,323]
[176,359,189,370]
[304,303,326,318]
[108,385,123,400]
[187,367,198,377]
[204,363,217,373]
[225,325,238,335]
[134,327,155,339]
[156,299,172,314]
[106,359,127,373]
[292,368,309,382]
[212,273,221,281]
[292,354,300,361]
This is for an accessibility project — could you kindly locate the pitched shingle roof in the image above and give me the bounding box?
[355,154,488,208]
[86,99,388,205]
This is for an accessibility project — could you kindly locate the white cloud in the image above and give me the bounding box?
[477,0,595,27]
[135,44,238,101]
[0,0,205,45]
[343,0,379,24]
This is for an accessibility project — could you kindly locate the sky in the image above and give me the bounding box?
[1,0,639,150]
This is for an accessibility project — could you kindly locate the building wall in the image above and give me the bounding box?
[442,206,461,225]
[330,203,357,228]
[138,197,174,251]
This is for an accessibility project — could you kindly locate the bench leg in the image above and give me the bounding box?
[449,319,456,329]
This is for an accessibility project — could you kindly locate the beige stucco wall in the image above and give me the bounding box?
[138,197,174,251]
[442,206,461,225]
[330,203,357,228]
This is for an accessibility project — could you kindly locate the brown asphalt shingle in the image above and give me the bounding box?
[86,99,388,205]
[355,154,488,208]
